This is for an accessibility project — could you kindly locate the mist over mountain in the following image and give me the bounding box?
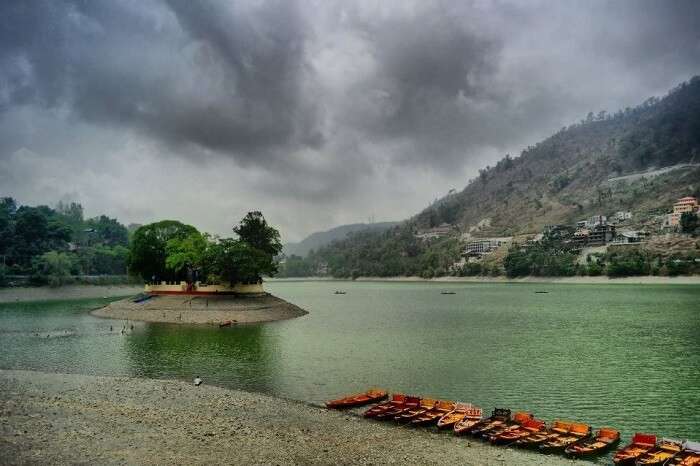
[283,222,399,258]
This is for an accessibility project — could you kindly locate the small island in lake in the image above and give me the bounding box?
[93,211,307,325]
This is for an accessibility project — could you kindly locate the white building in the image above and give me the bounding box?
[463,237,512,257]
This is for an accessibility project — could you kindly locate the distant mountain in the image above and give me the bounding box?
[283,222,399,257]
[299,76,700,278]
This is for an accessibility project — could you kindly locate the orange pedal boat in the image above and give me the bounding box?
[363,393,406,418]
[325,389,387,409]
[410,400,455,426]
[565,427,621,457]
[614,433,657,465]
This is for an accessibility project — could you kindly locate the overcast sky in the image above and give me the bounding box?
[1,0,698,242]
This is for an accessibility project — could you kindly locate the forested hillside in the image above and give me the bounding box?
[284,77,700,278]
[0,199,131,285]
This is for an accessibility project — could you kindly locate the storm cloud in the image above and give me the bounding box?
[1,0,699,241]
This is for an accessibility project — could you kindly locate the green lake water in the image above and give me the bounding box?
[1,281,699,449]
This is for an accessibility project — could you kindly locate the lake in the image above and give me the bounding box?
[1,281,699,445]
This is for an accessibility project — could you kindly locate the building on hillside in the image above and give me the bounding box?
[572,224,616,248]
[463,237,512,258]
[668,196,699,227]
[588,215,607,228]
[415,223,455,240]
[612,230,650,244]
[587,224,616,246]
[614,211,633,222]
[576,220,587,230]
[572,229,590,248]
[543,224,575,240]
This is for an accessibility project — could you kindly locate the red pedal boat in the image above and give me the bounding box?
[363,393,406,418]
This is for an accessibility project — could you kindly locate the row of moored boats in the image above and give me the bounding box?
[325,390,699,465]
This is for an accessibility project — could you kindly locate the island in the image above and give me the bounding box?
[93,211,307,325]
[91,281,306,324]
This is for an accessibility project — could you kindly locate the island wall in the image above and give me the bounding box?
[145,281,264,295]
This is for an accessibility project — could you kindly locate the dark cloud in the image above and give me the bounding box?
[0,0,698,240]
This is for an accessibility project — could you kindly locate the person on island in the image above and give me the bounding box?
[194,376,202,386]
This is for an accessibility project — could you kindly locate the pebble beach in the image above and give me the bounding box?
[0,370,593,465]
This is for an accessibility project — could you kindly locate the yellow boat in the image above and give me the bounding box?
[665,441,700,466]
[436,403,472,429]
[451,406,484,434]
[635,438,682,465]
[539,422,591,452]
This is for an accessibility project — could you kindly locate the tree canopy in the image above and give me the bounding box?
[233,211,283,256]
[129,212,281,284]
[128,220,199,281]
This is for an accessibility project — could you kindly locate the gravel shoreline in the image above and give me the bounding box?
[0,370,591,465]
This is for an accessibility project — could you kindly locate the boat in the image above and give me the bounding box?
[635,438,682,465]
[534,291,549,294]
[613,433,658,465]
[395,398,435,423]
[489,417,546,445]
[451,406,483,434]
[462,408,510,436]
[473,410,532,438]
[363,393,406,418]
[325,389,388,409]
[538,422,592,453]
[334,291,346,295]
[514,420,573,448]
[565,427,621,457]
[437,403,473,429]
[664,440,700,466]
[376,395,421,421]
[410,400,455,426]
[219,320,236,328]
[441,291,456,295]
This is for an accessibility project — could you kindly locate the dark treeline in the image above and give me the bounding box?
[0,198,130,286]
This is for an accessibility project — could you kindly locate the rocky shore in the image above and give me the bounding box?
[91,293,308,325]
[0,370,590,465]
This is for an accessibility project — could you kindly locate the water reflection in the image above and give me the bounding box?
[123,323,278,392]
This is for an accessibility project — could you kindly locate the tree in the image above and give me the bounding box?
[204,238,274,285]
[128,220,199,281]
[32,251,73,287]
[680,212,698,235]
[165,232,209,276]
[0,197,16,256]
[233,211,282,256]
[86,215,129,246]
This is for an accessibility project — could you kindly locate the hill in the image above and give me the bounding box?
[283,222,399,257]
[285,76,700,278]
